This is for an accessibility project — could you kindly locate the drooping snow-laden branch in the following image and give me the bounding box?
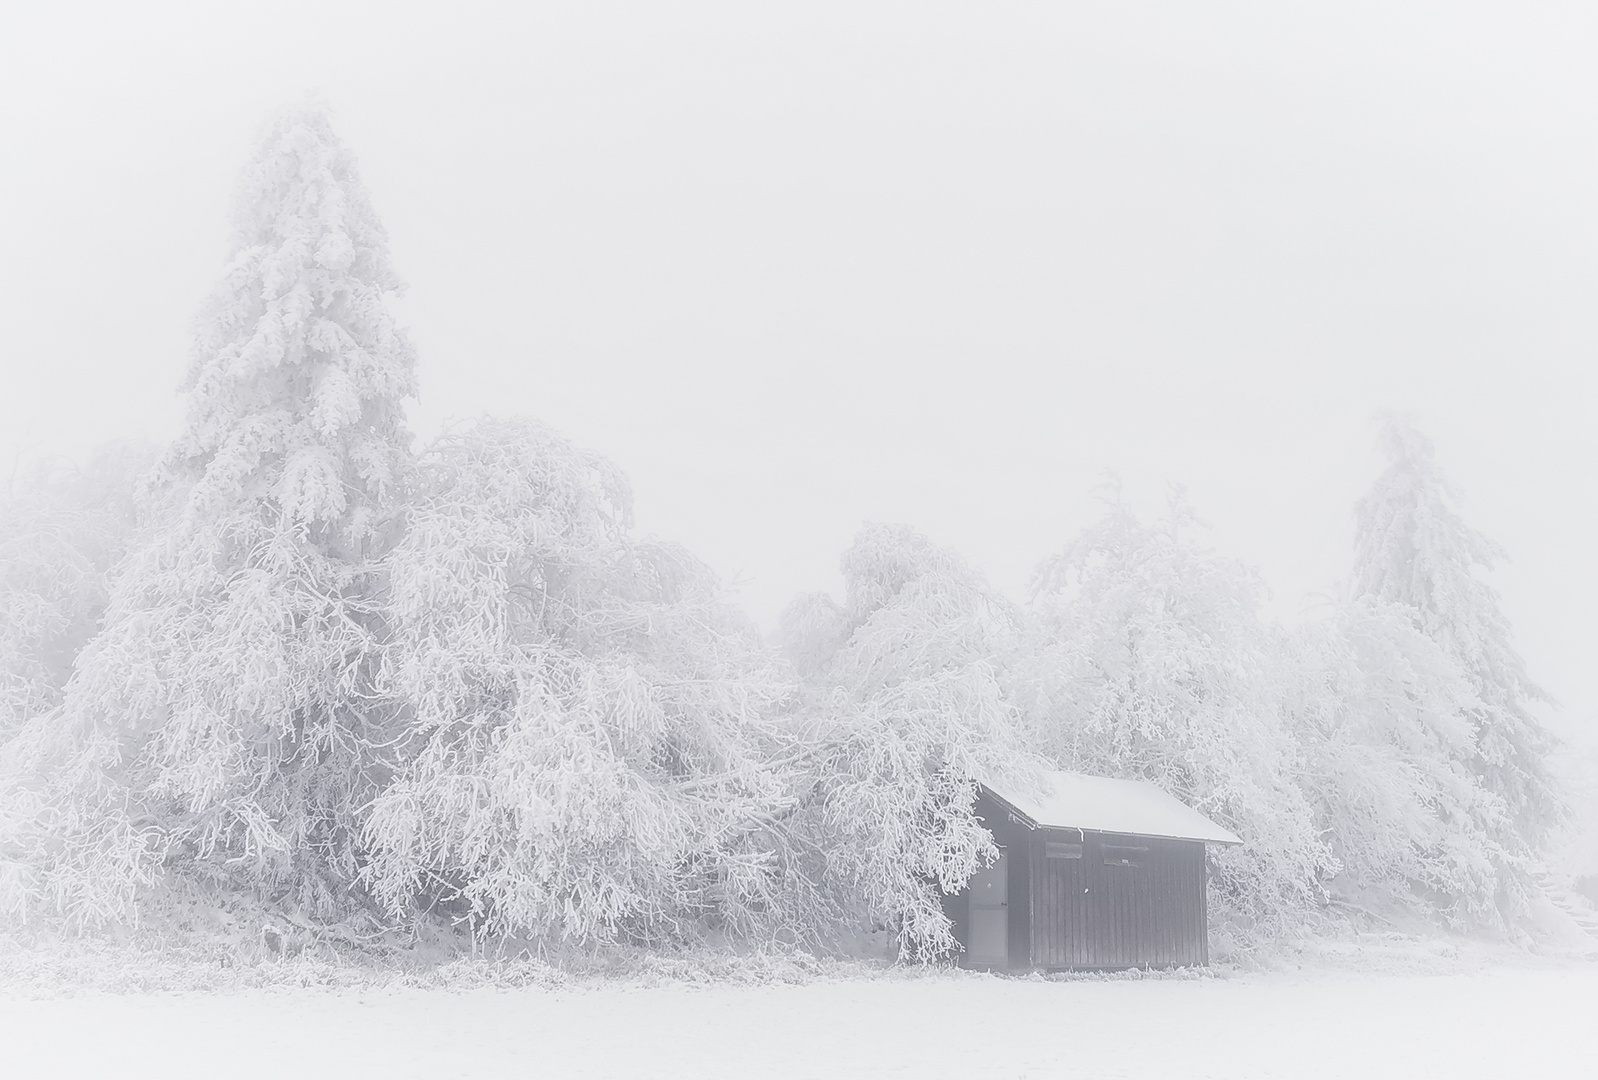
[363,418,801,947]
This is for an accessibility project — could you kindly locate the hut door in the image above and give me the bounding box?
[967,850,1009,967]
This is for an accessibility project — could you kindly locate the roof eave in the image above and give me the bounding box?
[976,781,1244,847]
[1029,821,1243,846]
[976,785,1041,831]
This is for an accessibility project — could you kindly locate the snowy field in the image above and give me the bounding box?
[2,961,1592,1080]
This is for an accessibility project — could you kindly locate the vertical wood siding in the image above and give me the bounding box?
[957,795,1211,970]
[1028,831,1206,969]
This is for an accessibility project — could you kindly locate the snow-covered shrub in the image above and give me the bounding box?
[0,103,418,927]
[363,418,794,946]
[776,524,1044,961]
[0,443,153,739]
[1013,496,1335,942]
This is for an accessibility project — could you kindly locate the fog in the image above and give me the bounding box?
[3,0,1596,733]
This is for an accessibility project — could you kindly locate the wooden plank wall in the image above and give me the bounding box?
[1029,831,1206,969]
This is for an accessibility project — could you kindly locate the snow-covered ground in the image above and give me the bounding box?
[2,960,1592,1079]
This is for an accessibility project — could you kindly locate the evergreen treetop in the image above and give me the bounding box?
[159,102,417,554]
[1352,416,1561,850]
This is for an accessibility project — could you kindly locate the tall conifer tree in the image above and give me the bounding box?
[3,104,418,923]
[1352,418,1561,859]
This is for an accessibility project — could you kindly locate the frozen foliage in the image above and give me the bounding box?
[1285,601,1518,926]
[0,100,1570,964]
[1012,463,1561,937]
[778,525,1044,961]
[0,445,153,738]
[1352,419,1560,872]
[159,103,418,551]
[363,418,794,945]
[1014,495,1334,939]
[0,103,418,926]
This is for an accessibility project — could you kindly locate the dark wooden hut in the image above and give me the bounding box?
[945,771,1241,970]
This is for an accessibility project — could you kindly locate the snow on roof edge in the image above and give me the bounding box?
[979,770,1243,846]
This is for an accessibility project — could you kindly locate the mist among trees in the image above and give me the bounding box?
[0,106,1573,962]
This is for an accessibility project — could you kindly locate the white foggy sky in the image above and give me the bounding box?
[2,2,1595,729]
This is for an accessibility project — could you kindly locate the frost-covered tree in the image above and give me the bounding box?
[776,524,1043,961]
[0,104,418,925]
[1352,419,1561,856]
[363,418,794,946]
[0,443,153,739]
[1285,599,1514,926]
[1014,494,1334,941]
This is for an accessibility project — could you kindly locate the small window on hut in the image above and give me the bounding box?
[1101,843,1148,868]
[1046,841,1083,860]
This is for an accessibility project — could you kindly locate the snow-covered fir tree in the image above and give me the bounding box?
[0,103,418,925]
[364,418,794,946]
[1352,419,1561,865]
[776,524,1044,961]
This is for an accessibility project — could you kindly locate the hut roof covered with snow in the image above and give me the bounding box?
[981,771,1242,846]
